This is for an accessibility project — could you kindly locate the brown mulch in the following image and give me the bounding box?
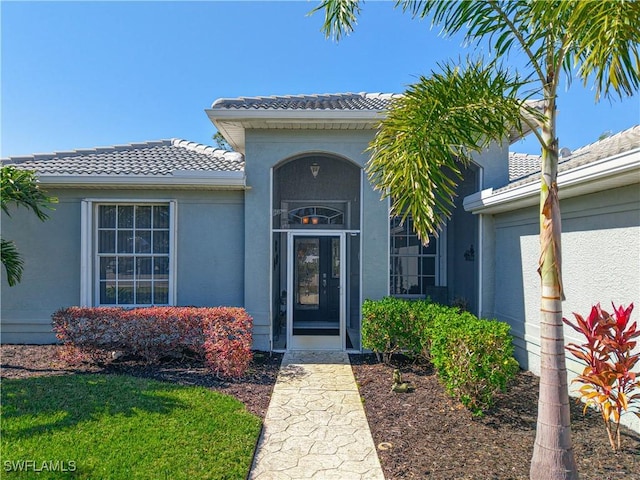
[0,344,282,419]
[350,354,640,480]
[2,346,639,479]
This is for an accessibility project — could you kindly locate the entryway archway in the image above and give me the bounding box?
[271,155,361,351]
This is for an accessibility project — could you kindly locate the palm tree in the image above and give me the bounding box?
[1,166,57,286]
[312,1,640,478]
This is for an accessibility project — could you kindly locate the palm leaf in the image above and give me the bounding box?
[366,57,527,240]
[311,0,362,41]
[1,238,24,287]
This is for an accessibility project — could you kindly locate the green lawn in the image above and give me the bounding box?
[1,374,262,479]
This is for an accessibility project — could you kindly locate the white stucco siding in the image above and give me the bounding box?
[488,183,640,432]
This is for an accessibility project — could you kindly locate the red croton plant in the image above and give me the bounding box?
[563,302,639,451]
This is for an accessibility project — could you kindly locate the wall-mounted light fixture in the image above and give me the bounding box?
[464,245,475,261]
[310,162,320,178]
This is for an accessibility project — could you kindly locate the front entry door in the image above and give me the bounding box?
[288,234,343,350]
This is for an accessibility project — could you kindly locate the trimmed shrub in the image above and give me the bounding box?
[428,312,520,415]
[361,297,450,361]
[361,297,519,414]
[362,297,415,362]
[52,306,253,378]
[203,307,254,378]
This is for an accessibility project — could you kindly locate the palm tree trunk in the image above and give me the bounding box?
[529,94,579,480]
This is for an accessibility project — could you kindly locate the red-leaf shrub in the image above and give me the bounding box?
[52,306,253,378]
[202,307,254,378]
[564,302,639,451]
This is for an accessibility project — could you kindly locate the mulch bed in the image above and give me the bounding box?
[0,344,282,419]
[350,354,640,480]
[2,346,639,479]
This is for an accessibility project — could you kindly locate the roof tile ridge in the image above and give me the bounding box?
[2,139,174,163]
[571,124,640,155]
[170,138,243,161]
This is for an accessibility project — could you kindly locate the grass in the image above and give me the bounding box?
[0,374,262,479]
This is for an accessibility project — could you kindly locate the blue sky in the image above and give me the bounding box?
[2,1,638,158]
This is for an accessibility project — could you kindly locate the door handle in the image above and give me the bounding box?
[322,279,327,288]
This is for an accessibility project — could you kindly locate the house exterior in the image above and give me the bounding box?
[2,93,506,351]
[2,94,639,409]
[465,126,640,432]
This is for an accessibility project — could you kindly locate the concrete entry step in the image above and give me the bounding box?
[249,351,385,480]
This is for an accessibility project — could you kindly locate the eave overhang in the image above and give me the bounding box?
[464,148,640,214]
[205,109,385,154]
[35,171,247,190]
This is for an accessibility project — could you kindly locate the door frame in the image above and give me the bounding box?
[286,230,346,351]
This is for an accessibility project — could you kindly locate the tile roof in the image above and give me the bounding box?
[210,92,399,111]
[507,125,640,188]
[1,139,244,176]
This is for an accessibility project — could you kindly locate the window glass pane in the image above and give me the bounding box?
[117,230,133,253]
[423,276,436,287]
[118,206,134,228]
[154,282,169,304]
[96,203,171,306]
[99,257,116,281]
[295,238,319,307]
[136,206,152,228]
[422,239,437,255]
[421,257,436,276]
[100,281,116,304]
[118,283,134,304]
[136,257,152,279]
[154,257,169,280]
[406,278,421,294]
[331,237,340,278]
[153,231,169,254]
[390,214,439,296]
[99,206,116,228]
[98,231,115,253]
[153,206,170,229]
[118,257,134,281]
[392,236,407,250]
[136,282,152,304]
[135,231,151,253]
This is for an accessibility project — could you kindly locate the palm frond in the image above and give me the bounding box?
[1,238,23,287]
[1,166,57,220]
[367,57,526,241]
[310,0,362,41]
[565,0,640,100]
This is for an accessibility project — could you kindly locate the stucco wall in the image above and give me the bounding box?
[1,188,244,344]
[243,129,387,351]
[485,183,640,431]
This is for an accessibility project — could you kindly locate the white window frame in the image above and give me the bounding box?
[81,199,177,307]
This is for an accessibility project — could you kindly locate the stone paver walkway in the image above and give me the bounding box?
[249,351,385,480]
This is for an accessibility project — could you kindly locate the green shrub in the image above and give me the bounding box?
[429,312,520,415]
[362,296,520,415]
[362,297,414,362]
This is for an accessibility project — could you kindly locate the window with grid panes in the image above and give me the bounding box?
[97,204,170,305]
[389,215,438,295]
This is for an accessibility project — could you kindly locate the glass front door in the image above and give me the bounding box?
[288,234,343,350]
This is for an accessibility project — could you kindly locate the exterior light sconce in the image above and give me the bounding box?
[310,162,320,178]
[464,245,475,261]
